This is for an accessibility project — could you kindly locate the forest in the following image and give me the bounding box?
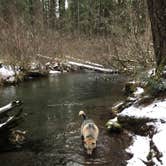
[0,0,156,70]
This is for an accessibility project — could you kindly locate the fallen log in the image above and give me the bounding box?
[67,61,119,74]
[0,100,23,131]
[0,100,22,116]
[0,108,23,130]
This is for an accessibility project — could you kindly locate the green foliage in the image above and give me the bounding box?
[146,76,166,97]
[0,0,154,70]
[0,0,149,36]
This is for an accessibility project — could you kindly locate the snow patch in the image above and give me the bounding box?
[120,99,166,166]
[49,70,61,74]
[0,66,15,78]
[126,135,150,166]
[153,123,166,165]
[0,65,16,83]
[134,87,144,96]
[119,100,166,121]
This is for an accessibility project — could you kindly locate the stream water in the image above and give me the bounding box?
[0,73,131,166]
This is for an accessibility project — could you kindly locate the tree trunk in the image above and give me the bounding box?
[49,0,56,29]
[59,0,65,18]
[147,0,166,67]
[28,0,34,25]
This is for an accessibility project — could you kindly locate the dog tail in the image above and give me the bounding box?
[79,110,86,120]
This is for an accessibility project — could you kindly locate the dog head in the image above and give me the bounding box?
[84,136,96,155]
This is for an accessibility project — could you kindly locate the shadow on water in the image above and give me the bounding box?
[0,73,131,166]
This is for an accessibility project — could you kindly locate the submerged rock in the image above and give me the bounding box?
[9,130,26,144]
[0,65,16,84]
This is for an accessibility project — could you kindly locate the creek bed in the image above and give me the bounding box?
[0,73,131,166]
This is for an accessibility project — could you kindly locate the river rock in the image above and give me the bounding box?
[106,117,122,132]
[9,130,26,144]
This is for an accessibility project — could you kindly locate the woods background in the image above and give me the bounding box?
[0,0,155,71]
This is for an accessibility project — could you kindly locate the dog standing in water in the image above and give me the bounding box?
[79,111,99,155]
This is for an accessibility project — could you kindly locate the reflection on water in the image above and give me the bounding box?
[0,73,130,166]
[0,85,16,102]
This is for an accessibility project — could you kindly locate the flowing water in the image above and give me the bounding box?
[0,73,131,166]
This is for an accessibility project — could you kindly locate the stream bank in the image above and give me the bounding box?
[0,58,118,86]
[106,72,166,166]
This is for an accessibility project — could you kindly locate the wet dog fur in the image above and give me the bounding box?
[79,111,99,155]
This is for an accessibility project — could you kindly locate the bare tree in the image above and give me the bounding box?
[49,0,56,28]
[147,0,166,67]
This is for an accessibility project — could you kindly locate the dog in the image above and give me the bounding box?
[79,110,99,155]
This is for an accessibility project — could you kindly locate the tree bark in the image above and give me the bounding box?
[147,0,166,67]
[59,0,65,18]
[49,0,56,29]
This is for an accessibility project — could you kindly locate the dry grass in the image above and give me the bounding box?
[0,16,154,72]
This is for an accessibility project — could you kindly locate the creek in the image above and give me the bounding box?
[0,73,131,166]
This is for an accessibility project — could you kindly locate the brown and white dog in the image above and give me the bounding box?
[79,111,99,155]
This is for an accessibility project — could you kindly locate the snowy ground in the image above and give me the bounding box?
[119,99,166,165]
[126,135,150,166]
[0,65,16,83]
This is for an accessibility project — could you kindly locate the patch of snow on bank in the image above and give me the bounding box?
[120,99,166,166]
[0,66,15,78]
[153,123,166,165]
[0,65,15,82]
[134,87,144,97]
[126,135,150,166]
[119,100,166,121]
[49,70,61,74]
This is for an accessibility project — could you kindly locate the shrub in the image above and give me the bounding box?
[146,76,166,97]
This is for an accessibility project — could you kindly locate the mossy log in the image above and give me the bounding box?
[0,100,22,116]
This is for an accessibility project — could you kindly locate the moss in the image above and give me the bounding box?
[145,76,166,97]
[106,119,122,132]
